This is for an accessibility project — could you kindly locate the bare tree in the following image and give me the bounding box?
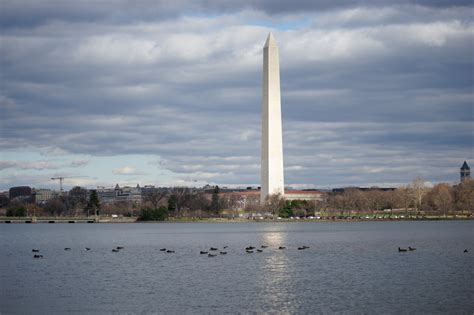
[44,198,67,216]
[330,194,345,216]
[262,194,285,217]
[343,188,370,214]
[143,189,168,209]
[395,187,412,217]
[313,198,328,216]
[409,177,428,215]
[454,179,474,213]
[242,194,260,213]
[430,183,454,217]
[168,188,192,216]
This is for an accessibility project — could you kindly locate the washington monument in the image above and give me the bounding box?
[261,33,284,204]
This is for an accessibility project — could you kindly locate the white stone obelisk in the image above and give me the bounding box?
[261,33,284,204]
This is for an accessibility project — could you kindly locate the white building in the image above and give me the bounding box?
[96,184,142,204]
[34,189,58,203]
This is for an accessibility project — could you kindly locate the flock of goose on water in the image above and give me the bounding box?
[30,244,313,258]
[30,245,469,258]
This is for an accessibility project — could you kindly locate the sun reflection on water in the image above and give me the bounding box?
[257,231,298,313]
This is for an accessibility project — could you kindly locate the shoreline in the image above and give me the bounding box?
[1,216,472,224]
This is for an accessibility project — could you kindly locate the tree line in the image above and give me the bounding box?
[309,179,473,218]
[1,179,473,219]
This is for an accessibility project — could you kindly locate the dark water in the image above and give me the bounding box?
[1,221,473,314]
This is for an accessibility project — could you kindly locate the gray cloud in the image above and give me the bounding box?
[0,3,472,189]
[2,1,471,29]
[69,160,89,168]
[0,160,59,170]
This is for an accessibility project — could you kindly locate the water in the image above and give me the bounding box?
[1,221,473,314]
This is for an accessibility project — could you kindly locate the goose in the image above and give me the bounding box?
[298,246,310,250]
[408,246,416,251]
[210,247,218,251]
[256,249,263,253]
[208,253,217,257]
[464,249,468,253]
[245,246,255,250]
[200,251,208,254]
[84,247,91,251]
[112,248,120,252]
[166,250,175,253]
[223,246,228,249]
[246,250,254,253]
[160,248,166,251]
[220,251,227,255]
[278,246,286,250]
[33,254,43,258]
[64,247,71,251]
[261,245,268,248]
[32,249,40,253]
[398,247,408,252]
[116,246,124,250]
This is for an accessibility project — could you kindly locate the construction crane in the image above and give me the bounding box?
[51,177,65,195]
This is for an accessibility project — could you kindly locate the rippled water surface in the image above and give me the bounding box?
[1,221,473,314]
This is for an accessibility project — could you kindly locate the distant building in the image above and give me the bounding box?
[460,161,470,182]
[0,191,9,207]
[116,184,142,204]
[96,184,142,204]
[97,186,118,203]
[332,187,396,194]
[284,190,323,202]
[34,189,57,203]
[9,186,34,202]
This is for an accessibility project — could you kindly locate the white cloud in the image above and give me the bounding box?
[112,166,143,175]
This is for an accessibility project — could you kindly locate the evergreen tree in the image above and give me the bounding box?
[210,185,220,215]
[168,194,177,212]
[88,190,100,216]
[139,206,169,221]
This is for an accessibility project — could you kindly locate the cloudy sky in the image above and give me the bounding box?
[1,0,473,191]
